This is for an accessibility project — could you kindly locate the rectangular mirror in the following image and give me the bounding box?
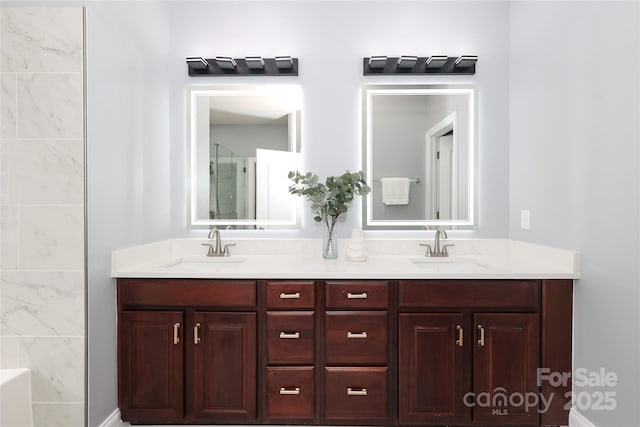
[362,84,476,229]
[188,85,302,229]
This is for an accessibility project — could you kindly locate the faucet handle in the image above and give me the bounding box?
[419,243,433,257]
[441,243,455,256]
[223,243,236,257]
[201,243,215,256]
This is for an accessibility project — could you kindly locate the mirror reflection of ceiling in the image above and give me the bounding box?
[209,93,294,124]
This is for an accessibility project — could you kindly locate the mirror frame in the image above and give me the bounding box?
[362,84,477,229]
[187,84,302,229]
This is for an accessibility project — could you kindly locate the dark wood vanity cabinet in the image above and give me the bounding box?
[117,278,572,427]
[117,279,257,424]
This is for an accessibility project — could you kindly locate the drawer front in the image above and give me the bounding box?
[266,367,315,420]
[267,312,315,364]
[118,279,256,307]
[266,281,315,309]
[325,281,389,309]
[399,280,540,310]
[325,312,388,365]
[325,367,389,422]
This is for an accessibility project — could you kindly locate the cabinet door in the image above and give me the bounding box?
[474,313,540,426]
[119,311,183,423]
[398,313,466,425]
[192,312,257,422]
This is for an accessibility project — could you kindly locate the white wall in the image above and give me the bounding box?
[169,0,511,239]
[509,2,640,426]
[85,2,172,425]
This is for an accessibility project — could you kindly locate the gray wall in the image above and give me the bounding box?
[85,2,171,425]
[509,2,640,426]
[169,1,511,239]
[212,124,288,158]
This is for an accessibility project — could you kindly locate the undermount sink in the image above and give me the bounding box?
[408,256,487,271]
[161,256,247,271]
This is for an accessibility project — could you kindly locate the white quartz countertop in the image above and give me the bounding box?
[111,238,580,280]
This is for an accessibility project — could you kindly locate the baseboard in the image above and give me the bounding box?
[100,407,596,427]
[98,409,122,427]
[570,407,597,427]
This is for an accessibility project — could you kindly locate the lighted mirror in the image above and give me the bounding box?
[363,84,476,229]
[188,85,302,229]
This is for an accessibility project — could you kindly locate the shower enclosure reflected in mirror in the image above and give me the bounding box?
[362,84,476,229]
[188,85,302,229]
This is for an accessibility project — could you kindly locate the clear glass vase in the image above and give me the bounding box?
[323,232,338,259]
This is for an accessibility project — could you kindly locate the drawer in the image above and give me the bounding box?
[267,312,315,364]
[266,281,315,309]
[118,279,256,307]
[399,280,540,310]
[325,312,387,365]
[325,281,389,309]
[325,367,389,422]
[266,367,314,420]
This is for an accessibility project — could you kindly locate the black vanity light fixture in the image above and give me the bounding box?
[186,55,298,76]
[363,55,477,75]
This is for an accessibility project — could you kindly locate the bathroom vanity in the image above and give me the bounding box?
[113,239,577,427]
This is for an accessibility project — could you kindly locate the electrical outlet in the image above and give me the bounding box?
[520,210,530,230]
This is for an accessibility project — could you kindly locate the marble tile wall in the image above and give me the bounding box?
[0,6,85,427]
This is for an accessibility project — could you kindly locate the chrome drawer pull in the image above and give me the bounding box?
[347,292,368,299]
[280,292,300,299]
[279,387,300,395]
[279,332,300,339]
[347,387,368,396]
[347,331,368,339]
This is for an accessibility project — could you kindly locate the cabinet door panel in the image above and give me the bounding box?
[398,313,466,425]
[474,313,540,426]
[119,311,183,423]
[193,312,256,422]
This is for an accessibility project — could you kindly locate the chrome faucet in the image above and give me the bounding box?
[202,228,235,257]
[420,227,454,257]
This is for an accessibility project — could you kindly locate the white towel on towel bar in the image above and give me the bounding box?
[381,177,410,205]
